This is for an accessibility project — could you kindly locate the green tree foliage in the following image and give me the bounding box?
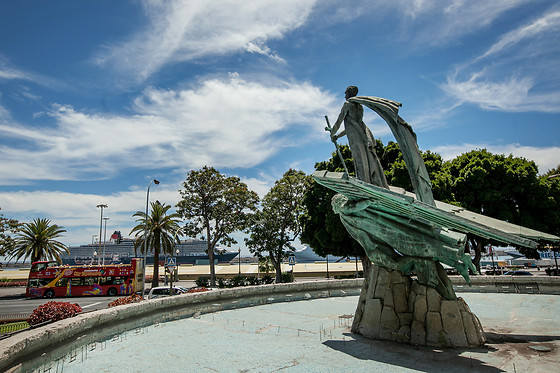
[130,202,181,288]
[245,169,312,283]
[539,164,560,257]
[381,141,452,201]
[176,166,259,286]
[300,145,365,263]
[10,218,68,264]
[303,144,559,272]
[0,208,20,257]
[445,150,556,260]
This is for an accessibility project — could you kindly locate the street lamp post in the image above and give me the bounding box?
[141,179,159,299]
[103,217,109,265]
[96,204,108,266]
[175,248,180,282]
[238,248,241,275]
[548,174,560,275]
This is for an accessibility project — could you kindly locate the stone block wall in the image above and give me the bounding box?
[352,266,486,347]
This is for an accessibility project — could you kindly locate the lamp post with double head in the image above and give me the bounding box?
[142,179,159,299]
[96,204,108,265]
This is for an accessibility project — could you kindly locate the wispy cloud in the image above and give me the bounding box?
[395,0,534,47]
[95,0,316,82]
[432,143,560,174]
[0,58,60,88]
[442,7,560,113]
[321,0,535,47]
[0,74,334,184]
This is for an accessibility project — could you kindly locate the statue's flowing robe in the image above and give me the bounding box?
[349,96,435,206]
[331,100,389,188]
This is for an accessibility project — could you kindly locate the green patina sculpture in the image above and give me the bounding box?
[319,86,541,301]
[332,193,473,300]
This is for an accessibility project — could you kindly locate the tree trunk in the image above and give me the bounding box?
[152,244,160,288]
[208,247,216,287]
[470,238,482,274]
[273,256,282,283]
[207,226,216,287]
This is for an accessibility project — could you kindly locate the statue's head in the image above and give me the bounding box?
[345,85,358,99]
[331,193,349,214]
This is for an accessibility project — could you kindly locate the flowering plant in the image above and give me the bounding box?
[27,301,82,325]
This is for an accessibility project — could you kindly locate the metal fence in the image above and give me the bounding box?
[0,321,29,334]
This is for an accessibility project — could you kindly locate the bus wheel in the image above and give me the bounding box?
[44,290,55,298]
[107,288,117,296]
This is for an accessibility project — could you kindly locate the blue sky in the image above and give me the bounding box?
[1,0,559,251]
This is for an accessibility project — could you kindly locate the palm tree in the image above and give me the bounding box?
[130,201,181,288]
[11,218,68,264]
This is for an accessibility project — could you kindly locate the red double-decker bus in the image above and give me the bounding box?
[26,259,143,298]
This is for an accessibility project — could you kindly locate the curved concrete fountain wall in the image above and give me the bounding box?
[2,275,559,372]
[0,279,363,372]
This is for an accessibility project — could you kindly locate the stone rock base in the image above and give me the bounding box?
[352,266,486,348]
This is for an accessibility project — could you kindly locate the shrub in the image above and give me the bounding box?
[107,294,143,308]
[217,277,228,288]
[261,275,274,284]
[27,301,82,325]
[281,271,294,283]
[0,280,27,287]
[195,277,209,287]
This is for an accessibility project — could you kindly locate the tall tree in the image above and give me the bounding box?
[445,149,556,266]
[0,208,20,258]
[245,169,312,283]
[176,166,259,286]
[130,201,181,288]
[300,145,363,261]
[10,218,68,264]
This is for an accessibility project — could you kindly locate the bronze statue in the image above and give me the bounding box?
[329,86,389,188]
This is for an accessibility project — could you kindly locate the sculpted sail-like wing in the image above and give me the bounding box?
[349,96,434,206]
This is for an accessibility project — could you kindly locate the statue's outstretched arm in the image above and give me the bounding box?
[331,102,349,140]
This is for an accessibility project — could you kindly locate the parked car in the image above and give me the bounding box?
[484,267,506,275]
[147,286,188,299]
[503,270,533,276]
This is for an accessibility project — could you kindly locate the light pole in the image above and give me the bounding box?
[238,248,241,275]
[103,217,109,265]
[548,174,560,275]
[141,179,159,299]
[169,228,182,294]
[96,204,108,266]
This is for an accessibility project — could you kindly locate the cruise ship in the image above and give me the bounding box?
[61,231,238,266]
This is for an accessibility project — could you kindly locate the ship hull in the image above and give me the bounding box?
[61,253,238,266]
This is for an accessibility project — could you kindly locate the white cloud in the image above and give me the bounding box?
[432,143,560,174]
[96,0,316,82]
[0,184,182,246]
[0,74,334,184]
[442,8,560,113]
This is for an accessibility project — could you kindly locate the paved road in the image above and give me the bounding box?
[0,295,116,318]
[0,278,329,317]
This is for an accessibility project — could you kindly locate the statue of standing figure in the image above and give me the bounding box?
[326,85,474,300]
[329,86,389,188]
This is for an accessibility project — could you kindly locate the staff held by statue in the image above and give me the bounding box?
[324,115,349,175]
